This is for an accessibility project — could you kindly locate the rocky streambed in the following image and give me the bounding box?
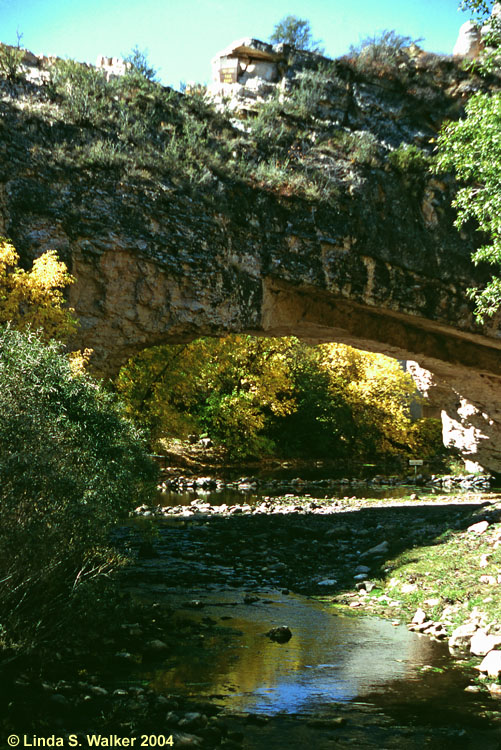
[114,489,501,748]
[2,489,500,749]
[131,489,498,602]
[157,470,492,498]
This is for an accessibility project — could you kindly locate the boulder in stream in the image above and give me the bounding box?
[448,622,478,654]
[470,629,501,656]
[266,625,292,643]
[475,649,501,678]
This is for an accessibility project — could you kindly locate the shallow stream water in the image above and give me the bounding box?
[122,487,501,748]
[133,583,500,748]
[146,589,473,711]
[158,485,417,507]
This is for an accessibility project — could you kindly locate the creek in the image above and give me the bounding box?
[118,487,501,749]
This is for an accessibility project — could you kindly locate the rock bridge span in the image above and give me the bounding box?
[53,178,501,472]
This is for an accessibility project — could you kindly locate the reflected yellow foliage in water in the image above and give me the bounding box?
[147,595,443,713]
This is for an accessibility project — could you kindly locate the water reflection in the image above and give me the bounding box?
[158,485,430,508]
[147,591,453,715]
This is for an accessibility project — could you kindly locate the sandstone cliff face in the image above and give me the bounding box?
[2,44,501,469]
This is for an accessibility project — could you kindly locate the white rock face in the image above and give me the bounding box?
[240,59,278,84]
[453,21,482,57]
[441,398,490,459]
[210,37,279,87]
[481,2,501,38]
[406,361,501,473]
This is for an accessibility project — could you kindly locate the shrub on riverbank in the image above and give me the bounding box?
[0,327,157,647]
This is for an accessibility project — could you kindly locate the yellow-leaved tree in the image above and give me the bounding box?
[0,236,77,340]
[319,343,419,456]
[117,335,297,457]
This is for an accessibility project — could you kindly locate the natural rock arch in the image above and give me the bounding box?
[3,42,501,470]
[58,177,501,472]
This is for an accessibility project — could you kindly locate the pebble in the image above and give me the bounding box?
[412,608,427,626]
[172,733,203,748]
[114,651,136,662]
[449,622,479,653]
[470,629,501,656]
[155,471,491,506]
[243,594,260,604]
[178,712,207,730]
[89,686,108,696]
[361,540,389,558]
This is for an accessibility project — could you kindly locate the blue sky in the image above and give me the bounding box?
[0,0,469,88]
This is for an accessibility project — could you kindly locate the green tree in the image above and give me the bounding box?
[270,15,324,53]
[47,58,110,125]
[435,0,501,322]
[117,335,296,458]
[116,342,205,438]
[0,33,25,82]
[123,45,159,83]
[436,92,501,321]
[0,327,157,645]
[268,341,356,458]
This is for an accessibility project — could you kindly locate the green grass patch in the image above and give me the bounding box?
[372,520,501,628]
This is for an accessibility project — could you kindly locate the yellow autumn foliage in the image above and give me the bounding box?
[117,335,439,461]
[319,343,420,454]
[0,237,77,340]
[68,347,94,376]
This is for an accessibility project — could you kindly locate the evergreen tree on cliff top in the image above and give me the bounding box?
[270,15,324,53]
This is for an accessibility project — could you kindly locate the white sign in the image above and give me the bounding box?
[409,459,424,466]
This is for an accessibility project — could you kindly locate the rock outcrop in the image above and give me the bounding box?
[453,21,482,58]
[2,41,501,469]
[452,3,501,60]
